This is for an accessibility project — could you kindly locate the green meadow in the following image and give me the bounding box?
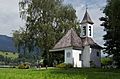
[0,68,120,79]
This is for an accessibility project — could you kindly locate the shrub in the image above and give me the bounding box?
[56,63,73,68]
[66,64,73,68]
[90,61,96,68]
[101,57,113,68]
[18,64,30,69]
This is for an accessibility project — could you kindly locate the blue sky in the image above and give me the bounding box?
[0,0,106,46]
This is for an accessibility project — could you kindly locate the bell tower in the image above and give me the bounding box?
[80,8,94,38]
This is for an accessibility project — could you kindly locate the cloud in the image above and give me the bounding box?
[64,0,83,7]
[0,0,106,46]
[64,0,106,9]
[0,0,24,36]
[64,0,106,46]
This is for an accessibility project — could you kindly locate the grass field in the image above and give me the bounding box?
[0,68,120,79]
[0,51,18,59]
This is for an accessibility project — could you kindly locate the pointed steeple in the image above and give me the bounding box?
[81,9,94,24]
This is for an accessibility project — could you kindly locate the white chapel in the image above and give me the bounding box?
[50,9,102,67]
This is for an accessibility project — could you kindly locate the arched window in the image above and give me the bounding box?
[89,26,91,36]
[83,26,86,36]
[97,52,100,57]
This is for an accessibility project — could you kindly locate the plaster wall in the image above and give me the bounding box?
[64,48,82,67]
[64,48,73,64]
[72,49,82,67]
[82,46,91,67]
[90,48,101,67]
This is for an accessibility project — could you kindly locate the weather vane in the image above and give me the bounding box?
[86,4,88,10]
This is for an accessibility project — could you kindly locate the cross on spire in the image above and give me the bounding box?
[86,4,88,11]
[80,4,94,24]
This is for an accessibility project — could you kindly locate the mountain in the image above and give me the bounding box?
[0,35,16,52]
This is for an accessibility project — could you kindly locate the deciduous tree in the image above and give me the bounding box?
[15,0,79,65]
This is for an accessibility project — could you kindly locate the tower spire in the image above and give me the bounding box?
[80,5,94,24]
[80,5,94,38]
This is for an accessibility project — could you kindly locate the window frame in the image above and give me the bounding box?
[89,26,91,36]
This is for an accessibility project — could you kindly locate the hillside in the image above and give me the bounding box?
[0,35,41,57]
[0,35,16,52]
[0,51,18,59]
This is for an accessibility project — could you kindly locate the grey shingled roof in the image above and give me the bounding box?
[81,10,94,24]
[52,28,102,50]
[53,28,83,49]
[81,37,102,49]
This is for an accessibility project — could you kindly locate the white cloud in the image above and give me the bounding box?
[64,0,106,46]
[0,0,24,37]
[0,0,106,46]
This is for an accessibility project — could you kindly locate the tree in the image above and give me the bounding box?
[101,57,112,68]
[100,0,120,68]
[15,0,79,65]
[13,28,41,63]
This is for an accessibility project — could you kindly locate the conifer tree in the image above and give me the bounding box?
[100,0,120,68]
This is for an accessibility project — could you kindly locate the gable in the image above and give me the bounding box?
[53,28,83,49]
[52,28,102,50]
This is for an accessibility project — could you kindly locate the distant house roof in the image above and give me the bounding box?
[51,28,102,51]
[80,10,94,24]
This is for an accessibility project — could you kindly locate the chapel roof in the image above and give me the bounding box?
[52,28,102,50]
[81,37,102,49]
[53,28,83,50]
[80,10,94,24]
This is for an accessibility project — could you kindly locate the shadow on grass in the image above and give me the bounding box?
[49,68,86,75]
[49,68,120,79]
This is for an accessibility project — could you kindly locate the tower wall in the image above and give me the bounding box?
[90,48,101,67]
[82,46,91,67]
[80,23,93,38]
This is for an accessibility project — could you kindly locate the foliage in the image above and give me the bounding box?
[100,0,120,68]
[13,30,41,63]
[56,63,73,68]
[90,61,97,68]
[18,64,30,69]
[101,57,112,67]
[0,51,19,65]
[16,0,80,65]
[1,68,120,79]
[0,51,18,59]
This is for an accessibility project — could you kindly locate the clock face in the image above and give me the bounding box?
[67,52,71,58]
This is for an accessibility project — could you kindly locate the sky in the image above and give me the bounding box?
[0,0,106,46]
[64,0,107,46]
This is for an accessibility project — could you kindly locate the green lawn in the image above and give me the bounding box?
[0,68,120,79]
[0,51,18,59]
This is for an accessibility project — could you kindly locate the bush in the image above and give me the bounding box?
[18,64,30,69]
[101,57,113,68]
[56,63,73,68]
